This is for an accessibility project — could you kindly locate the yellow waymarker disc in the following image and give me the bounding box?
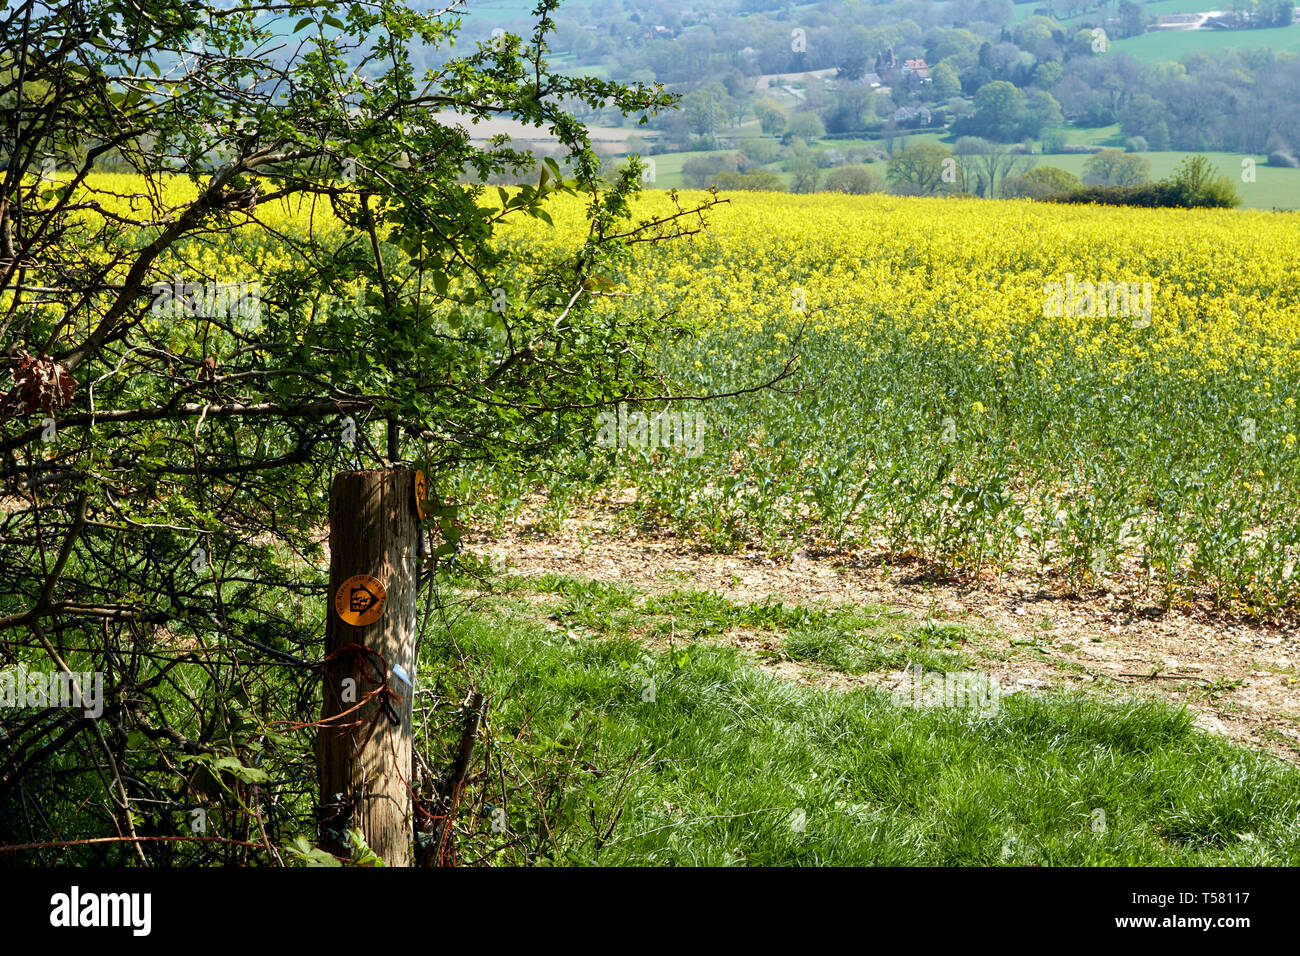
[334,573,387,626]
[414,469,428,520]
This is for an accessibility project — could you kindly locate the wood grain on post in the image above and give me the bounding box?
[315,466,418,866]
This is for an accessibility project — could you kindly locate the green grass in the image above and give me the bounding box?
[634,150,697,187]
[883,130,950,151]
[1054,123,1124,147]
[1033,151,1300,209]
[1114,22,1300,58]
[1015,0,1231,25]
[429,573,1300,865]
[1122,0,1225,19]
[635,138,1300,209]
[544,52,611,79]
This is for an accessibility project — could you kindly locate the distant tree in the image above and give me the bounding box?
[1229,0,1259,26]
[979,0,1017,26]
[754,98,789,136]
[720,67,754,99]
[681,83,731,139]
[1147,121,1171,151]
[1026,166,1081,189]
[824,85,876,134]
[953,136,989,193]
[790,164,820,193]
[786,146,822,193]
[1022,90,1064,137]
[972,80,1026,139]
[787,112,827,141]
[741,138,782,165]
[953,137,1037,197]
[1013,16,1059,51]
[1072,27,1103,56]
[801,75,828,113]
[1004,164,1082,198]
[1040,127,1068,153]
[930,61,962,98]
[1169,154,1240,207]
[823,164,884,194]
[1118,0,1148,37]
[1117,92,1166,143]
[887,142,955,195]
[926,27,984,70]
[837,49,871,81]
[1031,60,1063,90]
[681,153,741,188]
[964,65,994,92]
[716,169,787,191]
[835,24,874,78]
[946,96,975,122]
[1083,148,1151,185]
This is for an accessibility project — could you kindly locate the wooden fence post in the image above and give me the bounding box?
[315,465,418,866]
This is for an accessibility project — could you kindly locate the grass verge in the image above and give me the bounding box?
[418,573,1300,865]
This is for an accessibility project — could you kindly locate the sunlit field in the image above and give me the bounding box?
[495,191,1300,617]
[60,177,1300,616]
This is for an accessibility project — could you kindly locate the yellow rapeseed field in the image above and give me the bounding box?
[507,190,1300,610]
[508,190,1300,390]
[47,176,1300,609]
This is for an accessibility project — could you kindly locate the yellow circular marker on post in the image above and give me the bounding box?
[413,469,428,520]
[334,573,387,627]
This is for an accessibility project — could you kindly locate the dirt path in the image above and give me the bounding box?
[473,503,1300,763]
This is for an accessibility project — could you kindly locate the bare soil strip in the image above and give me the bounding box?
[473,503,1300,763]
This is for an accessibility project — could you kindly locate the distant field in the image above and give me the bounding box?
[1059,124,1124,147]
[887,130,950,149]
[1113,22,1300,57]
[636,150,696,186]
[1015,0,1223,24]
[546,52,611,79]
[1119,0,1228,18]
[1034,151,1300,209]
[638,137,1299,210]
